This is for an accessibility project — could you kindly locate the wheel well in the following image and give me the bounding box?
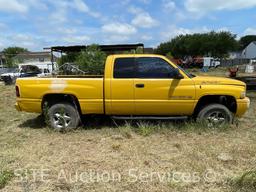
[194,95,237,116]
[42,94,82,115]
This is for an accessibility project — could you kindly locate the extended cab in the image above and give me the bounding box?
[15,54,250,130]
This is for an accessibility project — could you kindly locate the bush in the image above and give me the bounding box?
[76,44,107,75]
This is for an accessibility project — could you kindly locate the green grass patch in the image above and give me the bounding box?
[230,170,256,192]
[0,170,14,189]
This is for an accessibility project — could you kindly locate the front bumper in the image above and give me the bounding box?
[236,97,250,117]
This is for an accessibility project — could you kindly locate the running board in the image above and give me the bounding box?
[111,116,188,120]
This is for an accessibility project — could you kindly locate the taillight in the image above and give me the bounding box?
[16,86,20,97]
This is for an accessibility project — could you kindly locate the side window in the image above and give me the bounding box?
[113,58,135,78]
[136,57,175,78]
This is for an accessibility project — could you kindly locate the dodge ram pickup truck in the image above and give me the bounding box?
[15,54,250,130]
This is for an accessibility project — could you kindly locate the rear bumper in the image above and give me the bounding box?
[15,98,42,113]
[236,97,250,117]
[15,102,21,111]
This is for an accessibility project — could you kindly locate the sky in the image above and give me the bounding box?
[0,0,256,51]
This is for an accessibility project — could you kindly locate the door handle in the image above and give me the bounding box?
[136,84,144,88]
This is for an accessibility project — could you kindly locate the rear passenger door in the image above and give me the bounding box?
[110,57,135,115]
[134,57,195,115]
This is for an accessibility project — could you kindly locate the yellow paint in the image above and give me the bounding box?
[15,54,250,117]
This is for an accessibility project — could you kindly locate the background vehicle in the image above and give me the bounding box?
[1,65,50,85]
[15,54,250,130]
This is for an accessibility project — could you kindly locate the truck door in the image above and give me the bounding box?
[109,57,135,115]
[134,57,196,115]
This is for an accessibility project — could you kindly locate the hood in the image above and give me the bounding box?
[192,76,246,87]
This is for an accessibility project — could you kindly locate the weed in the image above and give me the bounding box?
[118,122,133,139]
[230,170,256,192]
[136,121,156,136]
[111,143,121,151]
[0,170,14,189]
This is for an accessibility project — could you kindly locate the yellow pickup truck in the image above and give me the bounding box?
[15,54,250,130]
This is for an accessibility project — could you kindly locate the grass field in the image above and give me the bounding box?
[0,70,256,192]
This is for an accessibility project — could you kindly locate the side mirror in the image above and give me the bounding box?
[173,68,184,79]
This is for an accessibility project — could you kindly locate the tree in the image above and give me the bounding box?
[75,44,106,75]
[155,31,239,58]
[2,47,28,67]
[239,35,256,50]
[57,52,79,66]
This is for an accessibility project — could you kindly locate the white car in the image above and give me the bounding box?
[1,65,51,85]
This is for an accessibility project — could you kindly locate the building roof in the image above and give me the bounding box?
[14,52,53,60]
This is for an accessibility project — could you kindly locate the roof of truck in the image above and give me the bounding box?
[109,54,164,57]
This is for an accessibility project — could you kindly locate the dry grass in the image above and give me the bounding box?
[0,71,256,192]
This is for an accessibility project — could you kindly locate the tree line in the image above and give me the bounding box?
[0,47,28,68]
[154,32,256,58]
[1,32,256,69]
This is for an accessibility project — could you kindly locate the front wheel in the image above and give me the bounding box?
[47,103,80,131]
[197,104,233,128]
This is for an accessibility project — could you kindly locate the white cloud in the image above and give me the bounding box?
[129,5,158,28]
[72,0,100,18]
[161,25,210,40]
[0,0,28,13]
[243,27,256,35]
[26,0,48,10]
[132,13,158,28]
[185,0,256,12]
[141,35,153,41]
[62,35,90,44]
[2,33,43,50]
[73,0,89,12]
[57,28,78,35]
[103,35,131,44]
[128,6,144,15]
[50,10,67,23]
[162,0,176,11]
[102,22,137,35]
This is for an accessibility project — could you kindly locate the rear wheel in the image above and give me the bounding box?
[197,104,233,127]
[47,103,80,131]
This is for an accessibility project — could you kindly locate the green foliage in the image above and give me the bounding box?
[230,170,256,192]
[75,44,107,75]
[57,52,79,66]
[239,35,256,50]
[155,31,239,58]
[118,122,133,139]
[2,47,28,67]
[136,121,157,136]
[0,170,14,189]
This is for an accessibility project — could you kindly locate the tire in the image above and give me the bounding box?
[47,103,80,131]
[196,104,233,127]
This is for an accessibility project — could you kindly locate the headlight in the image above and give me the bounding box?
[240,91,246,99]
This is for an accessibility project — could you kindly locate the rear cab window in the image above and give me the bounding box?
[113,58,135,78]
